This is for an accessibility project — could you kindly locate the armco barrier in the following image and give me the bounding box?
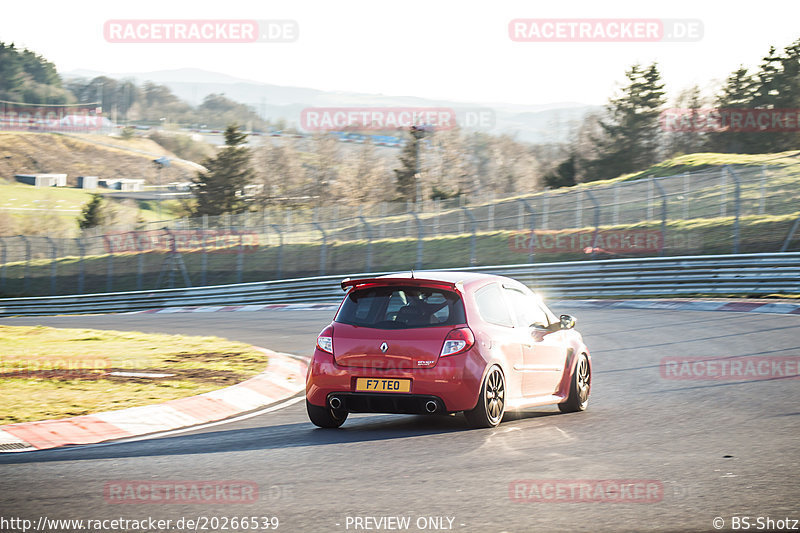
[0,253,798,317]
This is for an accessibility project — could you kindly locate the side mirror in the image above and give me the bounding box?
[559,314,576,330]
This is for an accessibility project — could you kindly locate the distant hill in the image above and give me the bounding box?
[64,68,601,143]
[0,132,196,186]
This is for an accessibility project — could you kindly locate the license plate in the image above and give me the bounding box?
[355,378,411,393]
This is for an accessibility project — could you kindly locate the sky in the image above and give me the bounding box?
[2,0,799,107]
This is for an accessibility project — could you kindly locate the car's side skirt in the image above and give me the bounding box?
[505,394,567,410]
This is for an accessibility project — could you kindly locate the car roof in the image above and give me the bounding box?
[373,270,518,289]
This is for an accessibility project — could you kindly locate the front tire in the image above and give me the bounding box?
[558,353,590,413]
[465,366,505,428]
[306,399,347,428]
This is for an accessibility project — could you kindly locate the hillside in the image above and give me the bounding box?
[0,132,199,186]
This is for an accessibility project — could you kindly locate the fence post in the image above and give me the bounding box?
[541,191,549,230]
[433,199,440,236]
[613,183,620,226]
[460,207,478,266]
[759,165,767,215]
[270,224,284,279]
[518,199,536,264]
[408,211,424,270]
[236,231,244,284]
[683,172,690,220]
[44,236,58,295]
[583,190,601,259]
[156,228,191,289]
[77,237,85,294]
[652,179,668,256]
[312,222,327,275]
[575,187,583,228]
[780,215,800,252]
[200,229,208,286]
[726,166,741,254]
[720,167,728,217]
[647,177,655,220]
[19,235,31,294]
[103,235,113,292]
[358,216,373,272]
[132,231,144,291]
[0,237,6,293]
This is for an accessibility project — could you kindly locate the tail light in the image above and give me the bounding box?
[317,325,334,354]
[440,327,475,357]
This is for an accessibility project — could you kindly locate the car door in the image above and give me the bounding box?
[473,283,524,398]
[504,287,567,397]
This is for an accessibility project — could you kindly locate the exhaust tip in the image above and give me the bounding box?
[329,397,342,410]
[425,401,437,413]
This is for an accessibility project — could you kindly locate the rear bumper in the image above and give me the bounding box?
[327,393,445,415]
[306,348,487,413]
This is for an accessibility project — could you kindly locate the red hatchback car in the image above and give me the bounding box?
[305,272,591,428]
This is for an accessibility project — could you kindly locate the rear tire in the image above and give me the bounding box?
[465,366,505,428]
[306,399,348,428]
[558,353,590,413]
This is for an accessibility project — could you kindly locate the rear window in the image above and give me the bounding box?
[336,286,466,329]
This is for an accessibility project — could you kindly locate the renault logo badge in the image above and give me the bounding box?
[380,342,388,353]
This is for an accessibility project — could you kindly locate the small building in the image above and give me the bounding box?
[99,178,146,192]
[77,176,99,189]
[167,181,193,192]
[15,173,68,187]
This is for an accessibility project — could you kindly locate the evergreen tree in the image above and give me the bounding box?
[705,66,755,153]
[191,124,255,216]
[543,155,577,189]
[78,194,105,230]
[779,38,800,149]
[666,85,706,156]
[587,63,666,180]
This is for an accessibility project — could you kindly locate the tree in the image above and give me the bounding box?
[78,194,105,230]
[334,141,388,205]
[191,124,255,216]
[0,41,74,104]
[705,66,755,153]
[666,85,706,157]
[253,137,308,207]
[543,155,577,189]
[197,93,267,131]
[393,126,428,202]
[587,63,666,180]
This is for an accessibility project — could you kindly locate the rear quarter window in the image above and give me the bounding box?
[336,286,466,329]
[474,283,513,327]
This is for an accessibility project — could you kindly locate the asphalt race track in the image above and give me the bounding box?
[1,306,798,533]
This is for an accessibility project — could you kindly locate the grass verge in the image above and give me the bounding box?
[0,325,270,424]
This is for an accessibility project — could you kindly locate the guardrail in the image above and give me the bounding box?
[1,253,798,317]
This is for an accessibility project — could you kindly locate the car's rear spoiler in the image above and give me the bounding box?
[340,276,463,292]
